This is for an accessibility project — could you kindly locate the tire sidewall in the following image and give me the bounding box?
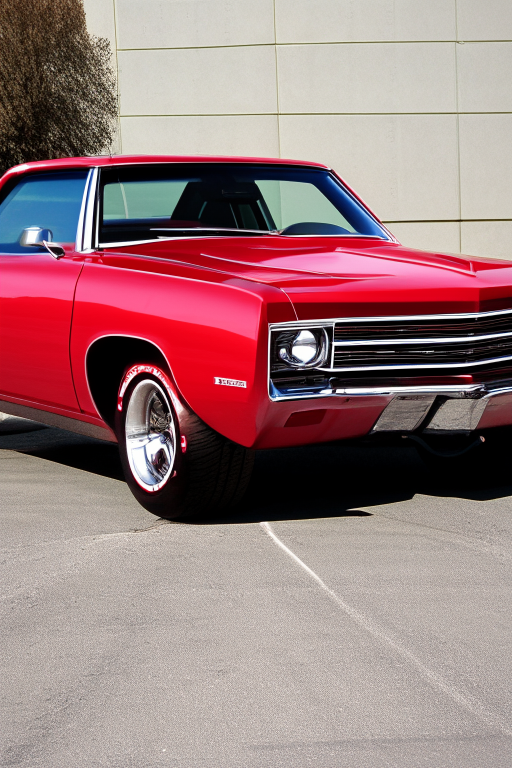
[115,366,189,516]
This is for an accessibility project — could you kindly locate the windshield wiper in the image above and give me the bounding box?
[150,227,276,237]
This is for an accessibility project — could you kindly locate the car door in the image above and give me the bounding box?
[0,169,90,410]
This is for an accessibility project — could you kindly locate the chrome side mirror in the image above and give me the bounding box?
[20,226,53,247]
[19,227,66,259]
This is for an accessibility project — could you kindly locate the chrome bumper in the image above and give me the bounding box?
[354,381,512,434]
[270,379,512,433]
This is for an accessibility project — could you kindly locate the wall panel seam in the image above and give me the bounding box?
[112,0,122,152]
[116,40,512,52]
[273,0,281,157]
[119,112,512,118]
[455,1,462,251]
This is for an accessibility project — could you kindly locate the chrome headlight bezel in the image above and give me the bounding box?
[273,327,329,370]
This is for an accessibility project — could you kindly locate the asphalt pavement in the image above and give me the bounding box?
[1,416,512,767]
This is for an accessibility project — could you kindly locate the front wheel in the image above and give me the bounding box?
[115,365,254,521]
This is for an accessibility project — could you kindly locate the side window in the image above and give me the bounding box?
[0,171,89,254]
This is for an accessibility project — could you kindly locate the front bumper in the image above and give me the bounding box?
[265,310,512,447]
[256,378,512,450]
[323,379,512,434]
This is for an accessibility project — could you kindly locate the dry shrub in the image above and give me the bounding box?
[0,0,118,176]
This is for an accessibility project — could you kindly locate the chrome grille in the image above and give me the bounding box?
[333,311,512,341]
[332,309,512,372]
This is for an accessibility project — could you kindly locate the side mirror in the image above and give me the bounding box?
[19,227,65,259]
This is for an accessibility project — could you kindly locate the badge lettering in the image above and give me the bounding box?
[214,377,247,388]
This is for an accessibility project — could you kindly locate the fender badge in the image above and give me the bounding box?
[214,377,247,388]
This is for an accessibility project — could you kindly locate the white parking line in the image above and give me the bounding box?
[260,520,512,737]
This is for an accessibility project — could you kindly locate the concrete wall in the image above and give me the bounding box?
[83,0,512,260]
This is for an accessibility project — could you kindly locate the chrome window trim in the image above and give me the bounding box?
[91,167,101,250]
[76,167,99,253]
[94,162,392,246]
[98,233,295,253]
[96,160,330,170]
[97,234,388,249]
[97,236,279,248]
[99,238,167,248]
[0,168,93,255]
[75,168,94,252]
[272,233,387,239]
[328,173,392,240]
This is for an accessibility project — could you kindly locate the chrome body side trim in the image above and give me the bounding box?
[0,399,116,442]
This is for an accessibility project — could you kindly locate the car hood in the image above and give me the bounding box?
[113,235,512,319]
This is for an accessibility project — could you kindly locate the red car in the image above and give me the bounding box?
[1,155,512,519]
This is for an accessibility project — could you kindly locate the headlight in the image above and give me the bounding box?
[276,328,329,369]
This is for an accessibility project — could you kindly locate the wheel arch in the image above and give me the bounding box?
[85,335,178,430]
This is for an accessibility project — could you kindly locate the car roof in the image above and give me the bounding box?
[2,154,330,180]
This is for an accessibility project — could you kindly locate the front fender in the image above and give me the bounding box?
[70,260,295,447]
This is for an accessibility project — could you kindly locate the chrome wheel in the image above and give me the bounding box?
[124,379,176,492]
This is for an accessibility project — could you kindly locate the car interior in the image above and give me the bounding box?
[99,178,277,243]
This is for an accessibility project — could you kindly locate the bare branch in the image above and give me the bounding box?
[0,0,118,176]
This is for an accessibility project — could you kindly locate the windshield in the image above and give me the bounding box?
[98,163,389,245]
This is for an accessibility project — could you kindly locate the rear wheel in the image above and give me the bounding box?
[115,365,254,521]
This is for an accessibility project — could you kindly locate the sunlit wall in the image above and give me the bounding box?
[83,0,512,259]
